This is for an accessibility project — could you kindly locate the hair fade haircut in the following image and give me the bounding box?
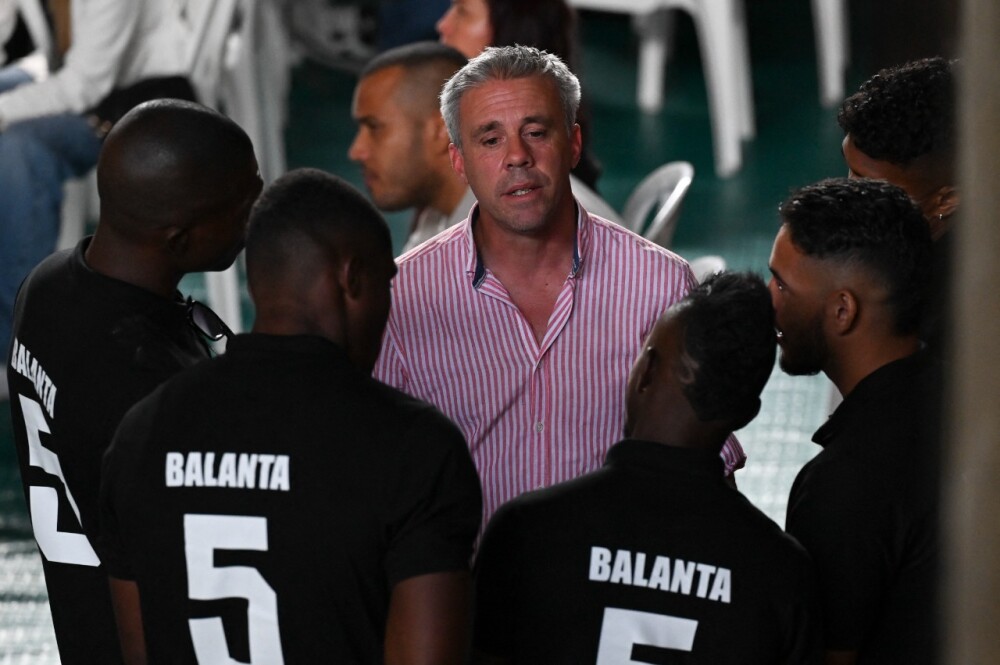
[673,272,776,423]
[838,57,956,166]
[439,44,581,148]
[359,40,467,81]
[779,177,932,335]
[245,168,391,286]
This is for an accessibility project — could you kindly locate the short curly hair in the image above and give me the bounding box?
[674,272,776,423]
[779,178,932,336]
[838,57,956,166]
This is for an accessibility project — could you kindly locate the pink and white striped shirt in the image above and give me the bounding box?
[375,204,746,524]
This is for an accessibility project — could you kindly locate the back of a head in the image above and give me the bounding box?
[359,41,467,115]
[245,168,391,296]
[675,272,776,425]
[780,178,933,335]
[838,57,956,170]
[97,99,257,234]
[488,0,578,69]
[440,44,580,147]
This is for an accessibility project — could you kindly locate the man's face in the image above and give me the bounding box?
[188,158,264,273]
[349,67,438,212]
[842,134,939,219]
[449,75,581,236]
[436,0,492,59]
[347,248,398,374]
[768,224,830,376]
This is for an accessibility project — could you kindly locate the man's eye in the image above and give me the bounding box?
[482,137,499,147]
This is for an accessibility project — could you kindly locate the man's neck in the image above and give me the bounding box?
[826,335,922,398]
[84,233,179,299]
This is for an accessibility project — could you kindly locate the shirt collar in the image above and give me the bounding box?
[464,198,589,288]
[605,439,726,481]
[812,350,930,448]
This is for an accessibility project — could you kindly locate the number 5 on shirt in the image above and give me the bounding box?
[184,514,285,664]
[596,607,697,664]
[18,394,100,566]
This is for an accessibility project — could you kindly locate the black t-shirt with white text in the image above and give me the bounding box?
[474,439,820,664]
[99,333,482,664]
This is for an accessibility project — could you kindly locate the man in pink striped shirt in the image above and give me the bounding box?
[374,45,745,525]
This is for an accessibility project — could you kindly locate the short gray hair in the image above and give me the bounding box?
[439,45,581,148]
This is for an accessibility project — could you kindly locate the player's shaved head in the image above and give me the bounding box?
[246,168,392,292]
[97,99,259,237]
[245,169,395,369]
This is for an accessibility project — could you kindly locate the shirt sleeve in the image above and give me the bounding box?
[383,409,482,587]
[779,541,824,664]
[0,0,138,125]
[785,460,889,651]
[96,397,156,581]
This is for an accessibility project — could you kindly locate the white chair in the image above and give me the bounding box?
[622,160,694,248]
[688,254,726,283]
[569,0,754,178]
[812,0,849,107]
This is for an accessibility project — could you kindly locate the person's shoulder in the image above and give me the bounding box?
[395,221,469,271]
[366,374,465,443]
[16,248,76,303]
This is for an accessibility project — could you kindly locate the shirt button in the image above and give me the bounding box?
[535,421,544,433]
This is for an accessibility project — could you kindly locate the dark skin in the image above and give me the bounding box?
[472,307,755,664]
[112,222,469,665]
[85,101,263,299]
[97,101,264,665]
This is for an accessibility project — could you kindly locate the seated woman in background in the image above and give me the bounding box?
[436,0,604,191]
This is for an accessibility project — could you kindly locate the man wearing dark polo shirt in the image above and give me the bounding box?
[472,272,820,665]
[769,178,938,664]
[99,169,482,664]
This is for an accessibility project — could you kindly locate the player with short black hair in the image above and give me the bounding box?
[837,56,957,351]
[769,177,939,664]
[838,57,955,169]
[472,272,820,665]
[778,177,932,337]
[99,168,482,665]
[673,271,776,423]
[6,99,261,665]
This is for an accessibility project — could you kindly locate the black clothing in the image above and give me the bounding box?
[786,351,940,663]
[5,238,210,665]
[99,334,482,664]
[474,439,820,664]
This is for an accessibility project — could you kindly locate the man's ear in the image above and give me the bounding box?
[165,225,190,260]
[634,347,658,395]
[926,185,959,239]
[340,255,364,301]
[449,143,468,183]
[569,123,582,169]
[828,289,859,335]
[429,115,452,154]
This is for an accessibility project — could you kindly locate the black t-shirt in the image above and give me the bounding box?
[98,333,483,664]
[5,238,210,665]
[474,439,820,664]
[786,351,940,663]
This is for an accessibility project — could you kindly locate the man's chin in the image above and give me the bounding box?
[778,353,822,377]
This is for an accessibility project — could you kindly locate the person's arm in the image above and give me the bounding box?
[0,0,138,123]
[109,576,147,665]
[384,571,472,665]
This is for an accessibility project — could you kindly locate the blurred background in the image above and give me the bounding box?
[0,0,969,661]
